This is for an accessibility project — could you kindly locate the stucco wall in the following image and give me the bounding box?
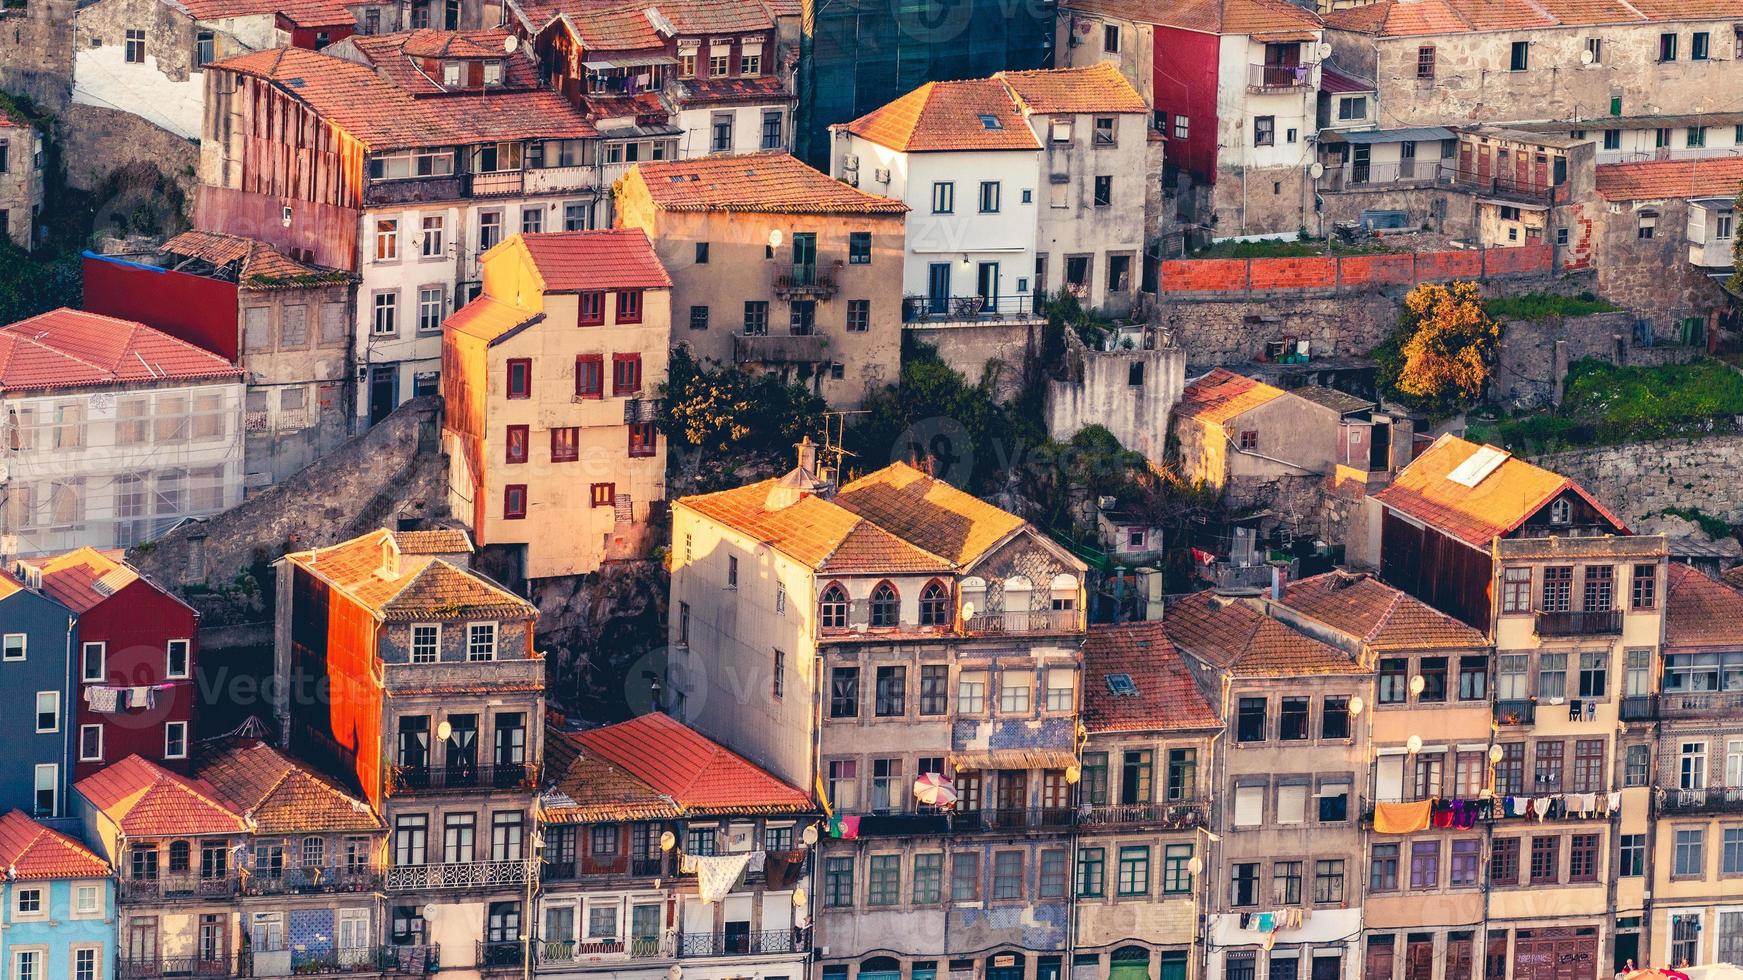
[1596,196,1730,319]
[72,0,207,139]
[1047,338,1187,464]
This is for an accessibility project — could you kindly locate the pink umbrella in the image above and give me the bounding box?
[914,772,959,808]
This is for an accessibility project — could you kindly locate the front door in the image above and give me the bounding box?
[368,365,397,426]
[1353,145,1371,184]
[927,263,951,315]
[976,262,999,312]
[1400,140,1417,178]
[1033,255,1047,312]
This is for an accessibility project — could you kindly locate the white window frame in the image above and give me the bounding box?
[411,623,441,664]
[32,764,55,818]
[79,724,103,762]
[80,642,104,683]
[71,946,101,980]
[13,884,44,917]
[34,691,58,733]
[3,632,25,661]
[72,883,102,917]
[166,638,191,679]
[164,720,189,760]
[467,622,498,662]
[12,946,46,980]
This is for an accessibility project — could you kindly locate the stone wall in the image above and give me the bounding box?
[1488,311,1703,410]
[906,319,1038,404]
[1596,196,1729,325]
[60,102,198,197]
[0,3,76,113]
[1046,332,1187,463]
[1530,435,1743,526]
[1315,183,1477,240]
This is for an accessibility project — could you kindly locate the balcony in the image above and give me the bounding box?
[773,263,838,299]
[240,865,381,896]
[733,332,832,365]
[477,941,526,971]
[363,176,465,207]
[951,807,1076,834]
[541,856,665,882]
[962,609,1080,635]
[539,938,665,964]
[1076,801,1208,831]
[466,171,526,198]
[1535,609,1623,637]
[1317,161,1451,191]
[388,762,536,795]
[1659,690,1743,719]
[1446,168,1568,206]
[677,928,810,959]
[1620,694,1659,721]
[386,858,535,893]
[119,872,239,903]
[240,945,440,977]
[525,165,596,195]
[1493,699,1536,726]
[1658,784,1743,815]
[119,955,234,979]
[383,656,544,693]
[902,293,1040,327]
[1248,62,1316,92]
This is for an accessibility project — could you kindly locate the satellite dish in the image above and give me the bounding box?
[422,904,437,920]
[436,720,453,742]
[505,35,520,54]
[659,831,676,852]
[962,602,976,620]
[768,228,784,249]
[1316,42,1332,59]
[801,824,819,846]
[1308,162,1325,179]
[1406,734,1424,755]
[669,966,683,980]
[1579,48,1595,65]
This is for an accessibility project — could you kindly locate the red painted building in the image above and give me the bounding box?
[15,548,200,781]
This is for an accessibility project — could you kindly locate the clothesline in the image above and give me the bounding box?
[1372,792,1623,834]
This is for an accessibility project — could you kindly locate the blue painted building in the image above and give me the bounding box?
[0,568,76,818]
[0,808,115,980]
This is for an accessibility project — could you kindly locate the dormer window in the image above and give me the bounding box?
[443,62,461,87]
[1549,498,1571,525]
[483,61,502,86]
[979,113,1003,131]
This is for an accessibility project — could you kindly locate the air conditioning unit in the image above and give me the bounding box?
[843,154,859,171]
[874,167,891,183]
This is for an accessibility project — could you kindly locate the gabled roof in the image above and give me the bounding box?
[573,712,812,815]
[1175,369,1287,425]
[1082,621,1220,734]
[1283,571,1487,650]
[1321,0,1743,36]
[1596,158,1743,202]
[1665,563,1743,651]
[632,154,910,215]
[17,547,163,615]
[1289,384,1373,416]
[1166,590,1365,677]
[1373,434,1627,549]
[446,298,543,344]
[75,755,248,838]
[0,309,242,393]
[162,230,353,289]
[196,741,382,835]
[996,63,1148,116]
[550,2,671,51]
[1319,67,1375,94]
[177,0,354,27]
[516,229,673,293]
[0,810,110,880]
[344,30,543,95]
[650,0,775,34]
[834,462,1029,567]
[283,528,536,623]
[676,75,792,108]
[839,78,1039,153]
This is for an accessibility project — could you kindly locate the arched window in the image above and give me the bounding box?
[819,583,849,630]
[168,839,191,874]
[1050,573,1079,611]
[869,581,900,628]
[919,580,950,626]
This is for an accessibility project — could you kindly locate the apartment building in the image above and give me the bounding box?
[275,527,544,973]
[1591,158,1742,329]
[198,33,602,426]
[84,230,359,490]
[0,567,76,819]
[0,809,114,980]
[0,108,43,249]
[535,713,815,980]
[613,153,908,407]
[1076,621,1221,980]
[668,447,1088,980]
[443,230,672,579]
[0,308,245,555]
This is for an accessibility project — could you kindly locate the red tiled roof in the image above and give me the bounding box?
[1175,368,1286,424]
[1283,571,1487,650]
[652,0,775,34]
[178,0,353,27]
[1596,158,1743,201]
[75,756,248,838]
[446,298,542,343]
[1665,563,1743,651]
[1082,621,1220,733]
[1373,435,1627,549]
[211,47,598,151]
[575,712,812,814]
[162,230,352,288]
[997,63,1147,115]
[516,229,673,293]
[631,153,909,215]
[1081,0,1320,33]
[840,78,1039,152]
[345,30,544,95]
[18,547,151,615]
[284,528,537,622]
[559,2,670,51]
[1166,590,1365,676]
[1319,67,1374,94]
[0,309,242,393]
[677,75,792,108]
[196,741,382,835]
[0,810,110,880]
[1322,0,1743,35]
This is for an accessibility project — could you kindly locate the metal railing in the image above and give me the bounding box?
[1317,161,1453,190]
[677,928,810,958]
[240,865,381,896]
[466,171,526,198]
[476,940,527,969]
[732,332,832,364]
[119,872,239,902]
[1620,694,1659,720]
[541,857,665,882]
[389,763,535,793]
[1446,168,1568,205]
[119,955,233,978]
[902,293,1039,325]
[537,938,663,963]
[386,858,536,892]
[240,945,440,976]
[951,807,1077,833]
[1535,609,1623,636]
[1493,699,1536,726]
[1076,801,1208,830]
[774,264,837,298]
[1659,784,1743,815]
[1249,62,1316,90]
[1659,690,1743,717]
[962,609,1079,635]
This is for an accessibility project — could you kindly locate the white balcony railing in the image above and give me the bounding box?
[386,858,536,893]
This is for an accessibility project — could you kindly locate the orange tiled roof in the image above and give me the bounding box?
[677,75,791,108]
[1373,435,1627,548]
[834,462,1028,567]
[1596,158,1743,201]
[178,0,354,27]
[682,479,953,573]
[0,309,243,394]
[1283,571,1487,650]
[1175,368,1286,425]
[446,299,543,343]
[346,30,544,95]
[517,229,673,293]
[284,529,537,622]
[196,741,382,835]
[162,230,352,288]
[652,0,775,34]
[541,730,680,824]
[632,153,910,215]
[0,810,110,880]
[393,528,474,554]
[996,63,1147,116]
[558,2,671,51]
[1665,563,1743,650]
[1167,590,1366,677]
[1082,621,1220,733]
[1322,0,1743,35]
[211,46,598,151]
[1079,0,1320,33]
[17,547,153,615]
[576,713,813,814]
[75,756,248,838]
[839,78,1039,153]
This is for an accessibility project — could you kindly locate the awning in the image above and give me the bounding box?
[949,748,1078,772]
[1478,197,1549,212]
[582,55,678,69]
[1323,126,1455,145]
[1252,31,1317,42]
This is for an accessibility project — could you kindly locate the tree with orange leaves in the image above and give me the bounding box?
[1375,280,1503,416]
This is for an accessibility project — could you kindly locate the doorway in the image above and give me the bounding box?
[976,261,1000,312]
[927,263,951,316]
[368,365,397,426]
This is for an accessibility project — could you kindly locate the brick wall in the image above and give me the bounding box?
[1160,244,1553,297]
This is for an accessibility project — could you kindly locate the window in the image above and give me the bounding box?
[125,29,146,63]
[1689,126,1708,149]
[1370,844,1399,891]
[589,483,615,509]
[468,622,497,661]
[1568,833,1599,882]
[743,301,769,335]
[999,670,1032,714]
[1624,743,1649,787]
[1172,115,1189,140]
[1036,848,1067,899]
[1046,668,1074,712]
[1530,837,1559,884]
[1676,829,1706,877]
[1501,566,1532,612]
[958,671,986,714]
[74,950,97,980]
[505,425,528,465]
[1416,46,1435,79]
[1337,97,1367,121]
[847,299,871,333]
[1323,697,1350,739]
[1447,839,1480,887]
[1094,176,1112,207]
[846,231,872,265]
[612,354,642,396]
[2,633,23,661]
[79,725,102,762]
[631,418,659,459]
[1230,862,1259,906]
[196,30,215,67]
[418,286,446,333]
[506,359,532,399]
[771,649,785,700]
[1379,658,1407,704]
[1660,32,1678,61]
[820,584,849,630]
[931,182,955,214]
[34,691,57,733]
[1458,656,1488,700]
[550,427,579,463]
[372,291,399,335]
[1486,836,1519,886]
[520,206,543,234]
[1510,40,1529,70]
[1103,23,1120,52]
[31,764,54,817]
[1078,847,1105,896]
[978,181,1001,213]
[1237,697,1266,742]
[951,852,981,901]
[1538,654,1568,703]
[616,290,643,324]
[824,856,854,906]
[914,853,944,903]
[575,355,603,399]
[1117,846,1149,896]
[1314,859,1345,904]
[1255,116,1274,146]
[577,291,606,327]
[164,721,188,759]
[410,624,440,664]
[1629,563,1657,609]
[1275,860,1302,904]
[993,850,1024,900]
[875,665,906,716]
[869,582,899,628]
[1409,841,1439,889]
[830,667,859,718]
[1534,739,1565,792]
[867,854,901,905]
[760,110,781,148]
[1603,130,1621,150]
[1239,430,1258,451]
[1279,697,1309,740]
[1577,652,1608,699]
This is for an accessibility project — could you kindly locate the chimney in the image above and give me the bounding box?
[1270,564,1285,600]
[797,436,819,476]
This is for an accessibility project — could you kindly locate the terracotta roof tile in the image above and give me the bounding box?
[1176,368,1287,425]
[0,309,242,393]
[1166,591,1365,676]
[575,713,812,814]
[541,731,678,824]
[162,230,352,288]
[1665,563,1743,650]
[345,30,544,95]
[1596,158,1743,201]
[840,78,1039,152]
[676,75,791,108]
[632,153,910,214]
[196,741,382,835]
[559,3,671,51]
[1323,0,1743,35]
[0,810,110,880]
[1092,0,1319,33]
[651,0,775,34]
[177,0,353,26]
[284,529,537,622]
[517,229,673,292]
[446,298,543,343]
[393,528,473,554]
[1373,435,1627,548]
[1082,621,1220,733]
[75,755,248,838]
[682,480,948,572]
[997,63,1146,115]
[18,547,154,614]
[1283,571,1487,650]
[835,462,1028,566]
